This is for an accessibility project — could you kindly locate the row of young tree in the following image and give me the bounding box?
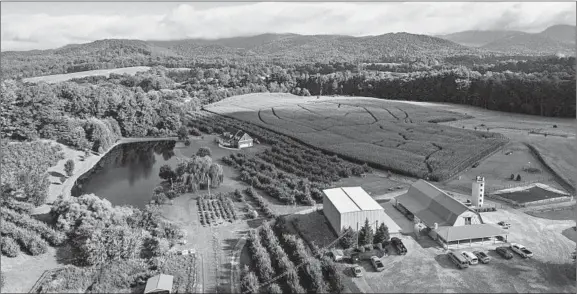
[340,219,391,249]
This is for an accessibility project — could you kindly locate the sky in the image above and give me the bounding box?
[1,1,575,51]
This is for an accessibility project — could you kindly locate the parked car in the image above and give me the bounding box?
[390,237,407,255]
[327,249,345,262]
[347,252,360,264]
[473,251,491,264]
[447,251,469,269]
[497,221,511,229]
[510,243,533,258]
[496,246,514,259]
[461,251,479,265]
[351,265,363,277]
[370,256,385,272]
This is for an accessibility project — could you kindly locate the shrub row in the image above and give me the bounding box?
[0,220,48,256]
[247,229,275,283]
[1,198,34,214]
[259,222,305,293]
[1,236,20,257]
[240,265,260,294]
[282,233,327,293]
[320,256,344,293]
[1,207,65,246]
[245,187,276,218]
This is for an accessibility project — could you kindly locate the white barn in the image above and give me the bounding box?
[323,187,401,235]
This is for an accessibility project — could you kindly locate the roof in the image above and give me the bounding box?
[435,224,507,242]
[144,274,173,294]
[395,180,472,227]
[323,187,383,213]
[494,185,570,203]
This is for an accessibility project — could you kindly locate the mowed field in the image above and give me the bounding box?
[206,93,508,181]
[21,66,153,83]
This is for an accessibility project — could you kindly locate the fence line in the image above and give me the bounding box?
[29,268,60,293]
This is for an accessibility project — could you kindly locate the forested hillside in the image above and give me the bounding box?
[3,33,485,79]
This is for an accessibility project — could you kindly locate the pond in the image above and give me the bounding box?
[71,140,179,209]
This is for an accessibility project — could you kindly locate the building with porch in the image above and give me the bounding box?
[394,180,508,248]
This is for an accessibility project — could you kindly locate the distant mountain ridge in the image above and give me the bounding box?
[437,24,575,55]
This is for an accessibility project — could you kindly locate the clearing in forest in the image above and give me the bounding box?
[206,94,508,181]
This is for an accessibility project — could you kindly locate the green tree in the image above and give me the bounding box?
[373,222,390,244]
[64,159,75,177]
[358,218,374,246]
[339,227,356,249]
[196,146,212,158]
[159,165,176,184]
[516,174,522,181]
[177,126,188,141]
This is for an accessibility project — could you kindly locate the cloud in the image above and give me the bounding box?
[1,2,575,51]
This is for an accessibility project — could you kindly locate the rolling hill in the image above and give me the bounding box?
[2,32,479,79]
[438,24,575,55]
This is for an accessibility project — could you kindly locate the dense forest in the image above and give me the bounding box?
[1,55,575,155]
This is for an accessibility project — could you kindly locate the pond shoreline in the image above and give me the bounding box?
[33,136,177,215]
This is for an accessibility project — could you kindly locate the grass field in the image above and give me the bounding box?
[206,94,508,181]
[22,66,152,84]
[445,142,566,194]
[415,101,576,193]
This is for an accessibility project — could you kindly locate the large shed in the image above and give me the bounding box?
[323,187,401,235]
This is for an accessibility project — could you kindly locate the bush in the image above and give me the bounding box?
[190,127,201,136]
[184,139,191,146]
[64,159,75,177]
[1,236,20,257]
[516,174,521,181]
[196,147,212,158]
[1,207,65,246]
[510,173,515,180]
[268,283,282,294]
[1,221,48,256]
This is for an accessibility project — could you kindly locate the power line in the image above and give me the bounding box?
[242,230,349,294]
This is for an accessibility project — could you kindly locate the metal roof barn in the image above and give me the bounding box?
[144,274,173,294]
[323,187,401,235]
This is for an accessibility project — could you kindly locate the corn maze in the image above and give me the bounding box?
[206,94,509,181]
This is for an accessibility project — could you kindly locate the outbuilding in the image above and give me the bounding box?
[323,186,401,235]
[144,274,173,294]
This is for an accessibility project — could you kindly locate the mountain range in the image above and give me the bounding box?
[1,25,573,79]
[437,24,575,55]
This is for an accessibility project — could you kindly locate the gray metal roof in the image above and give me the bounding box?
[395,180,471,227]
[436,224,507,242]
[144,274,174,294]
[323,187,383,213]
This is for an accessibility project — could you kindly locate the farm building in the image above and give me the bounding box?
[394,180,508,248]
[144,274,173,294]
[220,129,254,149]
[323,186,401,235]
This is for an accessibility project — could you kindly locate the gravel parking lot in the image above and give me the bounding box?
[344,206,575,293]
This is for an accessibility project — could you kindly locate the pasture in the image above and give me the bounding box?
[206,94,508,181]
[21,66,152,84]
